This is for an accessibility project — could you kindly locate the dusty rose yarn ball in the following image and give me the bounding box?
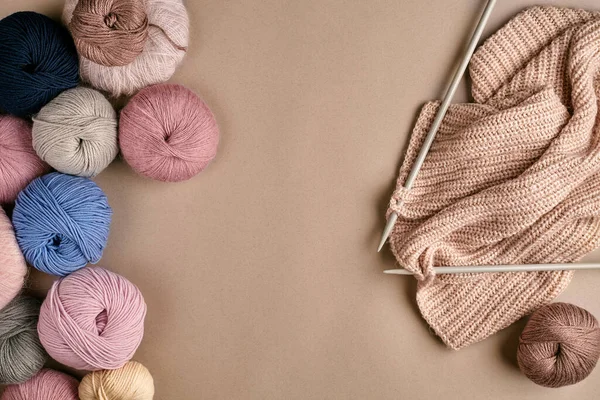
[0,116,48,204]
[0,208,27,312]
[37,267,147,371]
[63,0,189,96]
[119,84,220,182]
[1,369,79,400]
[518,302,600,388]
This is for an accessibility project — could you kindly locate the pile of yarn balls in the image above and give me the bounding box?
[2,0,598,398]
[0,0,219,398]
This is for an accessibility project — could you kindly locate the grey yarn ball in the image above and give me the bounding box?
[32,87,118,177]
[0,296,48,384]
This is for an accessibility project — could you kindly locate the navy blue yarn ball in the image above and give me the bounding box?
[12,172,112,277]
[0,12,79,117]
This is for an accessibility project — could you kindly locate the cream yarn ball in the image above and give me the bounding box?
[32,87,118,177]
[78,361,155,400]
[63,0,189,96]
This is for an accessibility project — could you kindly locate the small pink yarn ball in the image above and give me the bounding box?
[0,116,48,204]
[119,83,220,182]
[1,369,79,400]
[0,207,27,311]
[37,266,147,371]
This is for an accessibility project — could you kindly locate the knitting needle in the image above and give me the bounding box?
[384,263,600,275]
[377,0,497,252]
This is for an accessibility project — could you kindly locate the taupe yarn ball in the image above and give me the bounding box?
[0,296,48,385]
[68,0,149,66]
[518,302,600,388]
[32,87,118,177]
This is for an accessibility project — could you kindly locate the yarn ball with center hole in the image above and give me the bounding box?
[517,302,600,388]
[68,0,148,66]
[0,296,48,385]
[0,208,28,312]
[12,172,112,276]
[1,369,79,400]
[79,361,155,400]
[119,84,220,182]
[63,0,189,96]
[0,115,48,205]
[37,266,147,371]
[33,87,118,177]
[0,12,79,117]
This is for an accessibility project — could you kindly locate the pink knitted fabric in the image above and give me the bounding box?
[387,6,600,350]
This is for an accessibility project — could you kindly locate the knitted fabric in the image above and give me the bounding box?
[387,6,600,350]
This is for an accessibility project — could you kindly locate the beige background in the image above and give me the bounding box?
[1,0,600,399]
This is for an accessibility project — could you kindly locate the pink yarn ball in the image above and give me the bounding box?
[0,116,48,204]
[119,84,220,182]
[1,369,79,400]
[37,267,147,371]
[0,207,27,311]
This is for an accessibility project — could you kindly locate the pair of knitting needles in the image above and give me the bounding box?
[378,0,600,276]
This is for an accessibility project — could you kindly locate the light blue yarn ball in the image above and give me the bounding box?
[12,172,112,276]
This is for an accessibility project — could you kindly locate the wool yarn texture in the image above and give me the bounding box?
[79,361,155,400]
[386,6,600,350]
[68,0,149,67]
[0,296,48,385]
[0,12,79,117]
[33,87,118,177]
[119,84,220,182]
[0,116,48,205]
[1,369,79,400]
[63,0,189,96]
[12,172,112,276]
[0,208,27,312]
[517,303,600,388]
[38,266,147,371]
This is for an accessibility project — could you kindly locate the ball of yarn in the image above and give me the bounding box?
[63,0,189,96]
[0,296,48,385]
[119,84,220,182]
[0,12,79,117]
[79,361,155,400]
[33,87,118,177]
[518,302,600,388]
[38,266,147,371]
[0,116,48,204]
[12,172,112,276]
[68,0,149,67]
[1,369,79,400]
[0,208,27,312]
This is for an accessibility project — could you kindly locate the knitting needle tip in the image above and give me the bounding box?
[383,269,411,275]
[377,212,398,252]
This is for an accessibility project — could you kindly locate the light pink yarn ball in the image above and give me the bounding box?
[37,267,147,371]
[1,369,79,400]
[0,116,48,204]
[63,0,189,96]
[119,84,220,182]
[0,208,27,311]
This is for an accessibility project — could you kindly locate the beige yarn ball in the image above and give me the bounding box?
[78,361,155,400]
[63,0,189,97]
[32,87,118,177]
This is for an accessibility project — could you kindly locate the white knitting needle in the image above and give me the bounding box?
[384,263,600,275]
[377,0,497,252]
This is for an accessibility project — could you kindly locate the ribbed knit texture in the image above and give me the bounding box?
[387,6,600,350]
